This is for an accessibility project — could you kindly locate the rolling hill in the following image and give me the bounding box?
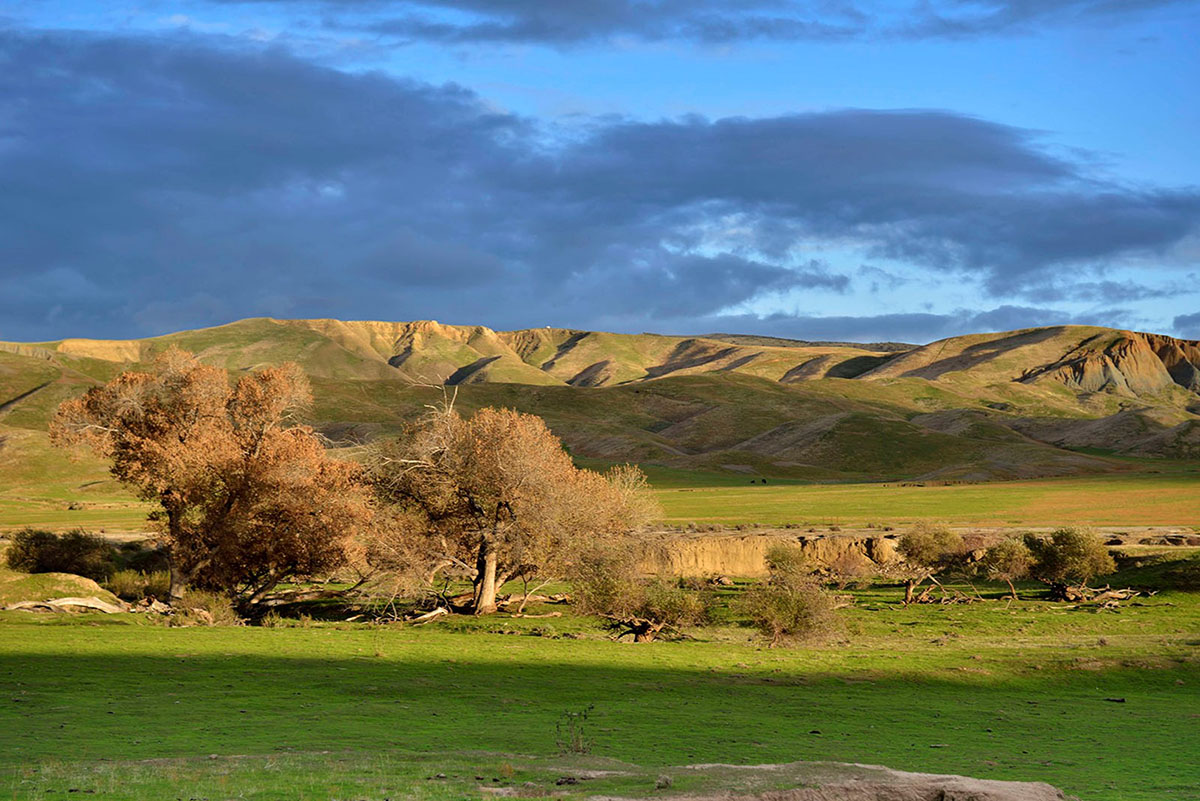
[2,319,1200,507]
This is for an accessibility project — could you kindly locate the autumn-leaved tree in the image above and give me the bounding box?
[368,400,656,614]
[51,348,372,608]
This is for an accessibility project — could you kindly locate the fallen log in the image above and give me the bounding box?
[1061,585,1140,604]
[5,596,129,614]
[406,606,449,625]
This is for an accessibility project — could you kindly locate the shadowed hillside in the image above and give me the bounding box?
[3,319,1200,494]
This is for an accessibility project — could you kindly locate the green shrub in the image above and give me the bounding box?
[763,543,810,577]
[741,570,835,647]
[642,578,709,627]
[898,522,963,568]
[168,590,240,626]
[5,528,117,580]
[570,542,642,620]
[979,538,1032,598]
[570,543,709,641]
[105,569,171,601]
[1025,527,1115,586]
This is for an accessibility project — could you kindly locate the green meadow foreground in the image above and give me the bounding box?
[2,572,1199,801]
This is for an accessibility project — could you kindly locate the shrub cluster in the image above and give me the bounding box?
[105,569,171,601]
[165,590,240,627]
[570,542,709,641]
[1024,527,1115,586]
[897,522,965,569]
[5,528,117,581]
[741,544,836,647]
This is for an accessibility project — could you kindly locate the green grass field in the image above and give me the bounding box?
[653,472,1200,527]
[7,466,1200,533]
[2,571,1199,801]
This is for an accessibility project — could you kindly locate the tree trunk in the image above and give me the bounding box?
[241,571,283,611]
[167,552,187,605]
[164,507,187,605]
[473,540,499,615]
[904,578,916,605]
[1005,578,1017,601]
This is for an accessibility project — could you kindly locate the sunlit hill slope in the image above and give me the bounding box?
[3,318,1200,491]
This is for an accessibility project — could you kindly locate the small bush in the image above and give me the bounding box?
[642,578,709,627]
[259,610,285,628]
[104,569,171,601]
[1025,527,1115,586]
[742,572,836,647]
[828,550,871,590]
[555,705,595,755]
[764,543,810,577]
[168,590,240,626]
[571,543,709,641]
[979,538,1032,598]
[5,528,117,580]
[898,522,963,568]
[570,542,642,620]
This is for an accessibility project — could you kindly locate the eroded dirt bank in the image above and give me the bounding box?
[641,525,1200,577]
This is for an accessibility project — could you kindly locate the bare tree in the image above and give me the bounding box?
[368,399,656,614]
[51,348,372,609]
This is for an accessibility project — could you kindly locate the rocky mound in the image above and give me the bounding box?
[0,568,121,607]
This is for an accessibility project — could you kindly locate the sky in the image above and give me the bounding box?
[2,1,1199,344]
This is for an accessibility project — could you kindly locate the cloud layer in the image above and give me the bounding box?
[209,0,1192,44]
[1,29,1198,341]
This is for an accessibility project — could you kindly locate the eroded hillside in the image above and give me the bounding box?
[2,319,1200,486]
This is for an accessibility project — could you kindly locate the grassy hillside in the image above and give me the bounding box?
[3,318,1200,526]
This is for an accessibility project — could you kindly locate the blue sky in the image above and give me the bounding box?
[2,0,1199,343]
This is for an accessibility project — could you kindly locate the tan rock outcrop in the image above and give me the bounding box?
[1022,330,1200,397]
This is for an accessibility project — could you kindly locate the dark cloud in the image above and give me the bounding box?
[900,0,1189,38]
[203,0,1192,45]
[1016,279,1181,304]
[1174,312,1200,338]
[1,29,1196,342]
[664,303,1140,345]
[857,265,910,294]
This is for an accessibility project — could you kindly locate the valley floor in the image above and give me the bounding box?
[8,470,1200,533]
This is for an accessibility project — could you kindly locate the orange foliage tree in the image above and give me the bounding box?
[368,400,655,614]
[50,348,372,608]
